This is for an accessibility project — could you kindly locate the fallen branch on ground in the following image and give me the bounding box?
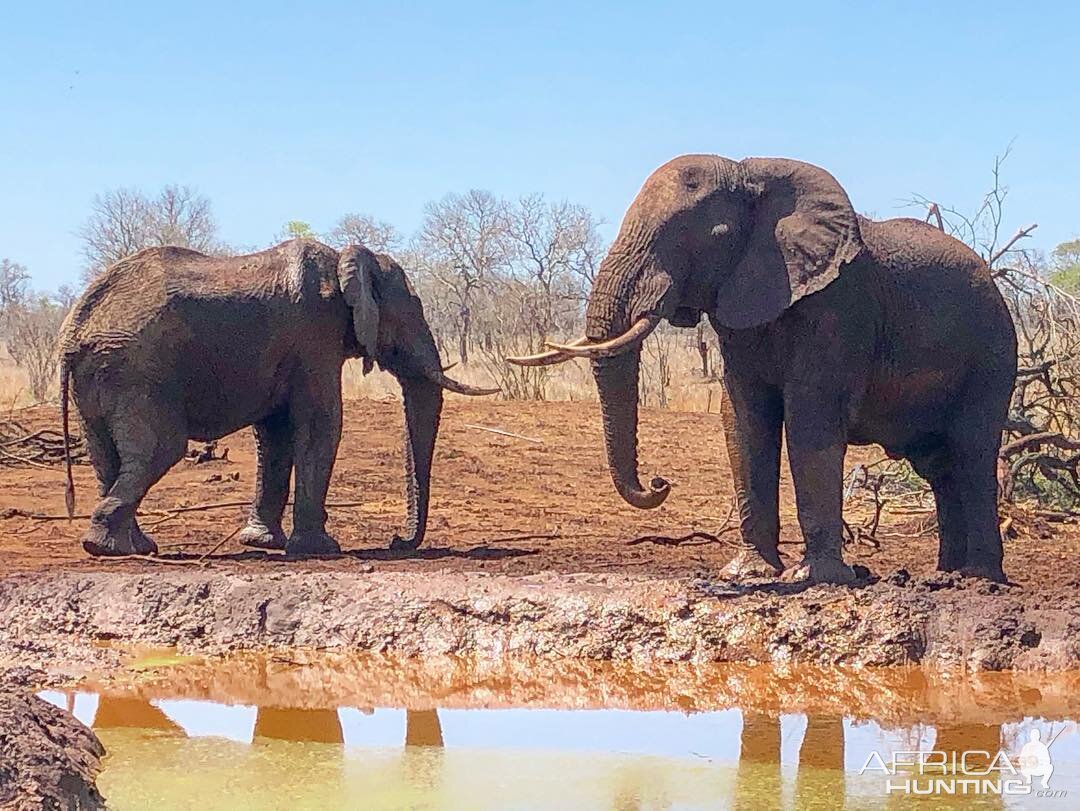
[628,529,740,548]
[463,424,543,443]
[628,502,738,547]
[0,420,86,468]
[197,525,244,563]
[97,554,204,567]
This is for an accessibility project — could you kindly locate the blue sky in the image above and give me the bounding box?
[2,1,1078,290]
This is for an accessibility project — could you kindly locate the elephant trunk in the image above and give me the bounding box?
[586,245,671,510]
[592,352,670,509]
[392,378,443,550]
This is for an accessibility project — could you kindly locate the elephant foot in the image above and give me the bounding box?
[82,521,158,558]
[238,522,288,550]
[958,564,1007,584]
[389,534,421,553]
[781,557,865,586]
[285,530,342,557]
[719,549,783,580]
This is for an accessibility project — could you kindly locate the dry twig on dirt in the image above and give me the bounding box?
[628,530,740,548]
[463,424,543,443]
[0,420,85,468]
[627,502,738,547]
[842,464,887,549]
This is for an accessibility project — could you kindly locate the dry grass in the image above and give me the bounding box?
[341,343,726,414]
[0,341,723,414]
[0,355,37,410]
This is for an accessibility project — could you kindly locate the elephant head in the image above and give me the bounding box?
[508,156,862,509]
[338,246,497,549]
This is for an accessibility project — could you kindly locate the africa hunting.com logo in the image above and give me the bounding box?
[859,729,1067,798]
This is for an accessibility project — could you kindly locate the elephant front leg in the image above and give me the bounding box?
[718,378,784,580]
[238,412,292,550]
[782,411,859,585]
[285,381,343,557]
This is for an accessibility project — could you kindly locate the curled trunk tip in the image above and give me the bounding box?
[618,476,671,509]
[391,379,442,552]
[593,351,673,511]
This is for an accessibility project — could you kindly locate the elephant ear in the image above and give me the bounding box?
[337,245,380,362]
[712,158,863,329]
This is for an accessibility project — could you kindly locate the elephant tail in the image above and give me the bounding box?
[60,362,75,519]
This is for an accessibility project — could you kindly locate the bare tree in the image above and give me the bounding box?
[639,324,675,407]
[468,195,603,398]
[505,194,601,337]
[414,190,512,364]
[327,213,401,253]
[4,293,68,401]
[79,185,220,282]
[78,188,150,281]
[148,185,218,249]
[0,258,29,316]
[910,149,1080,512]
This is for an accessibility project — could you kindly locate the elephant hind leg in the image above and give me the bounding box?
[83,396,187,557]
[908,441,967,572]
[943,396,1009,582]
[81,417,120,498]
[928,472,966,572]
[950,448,1004,581]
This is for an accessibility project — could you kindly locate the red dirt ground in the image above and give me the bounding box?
[1,400,1077,598]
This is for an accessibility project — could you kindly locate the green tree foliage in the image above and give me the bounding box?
[279,221,316,240]
[1050,238,1080,293]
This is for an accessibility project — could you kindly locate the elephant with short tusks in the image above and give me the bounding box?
[59,238,496,558]
[511,155,1017,584]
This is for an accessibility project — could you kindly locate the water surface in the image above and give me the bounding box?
[40,656,1080,809]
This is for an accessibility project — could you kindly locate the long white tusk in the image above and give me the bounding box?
[427,370,500,396]
[545,317,659,359]
[505,337,589,367]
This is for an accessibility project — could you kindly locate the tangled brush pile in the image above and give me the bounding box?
[0,418,84,468]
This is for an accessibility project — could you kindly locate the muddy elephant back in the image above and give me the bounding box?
[61,248,190,356]
[858,217,987,278]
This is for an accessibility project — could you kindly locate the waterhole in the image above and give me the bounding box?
[40,655,1080,809]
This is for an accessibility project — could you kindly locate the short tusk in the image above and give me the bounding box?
[545,317,659,359]
[505,337,589,367]
[427,370,499,396]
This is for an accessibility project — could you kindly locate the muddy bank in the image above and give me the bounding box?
[0,567,1076,674]
[0,690,105,810]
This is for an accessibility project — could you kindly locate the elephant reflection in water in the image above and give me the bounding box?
[253,707,344,744]
[88,694,444,749]
[253,705,444,749]
[735,713,847,811]
[917,723,1004,811]
[91,696,184,735]
[404,709,444,747]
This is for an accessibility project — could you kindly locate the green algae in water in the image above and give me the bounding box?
[125,651,198,672]
[90,718,1079,810]
[96,729,738,811]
